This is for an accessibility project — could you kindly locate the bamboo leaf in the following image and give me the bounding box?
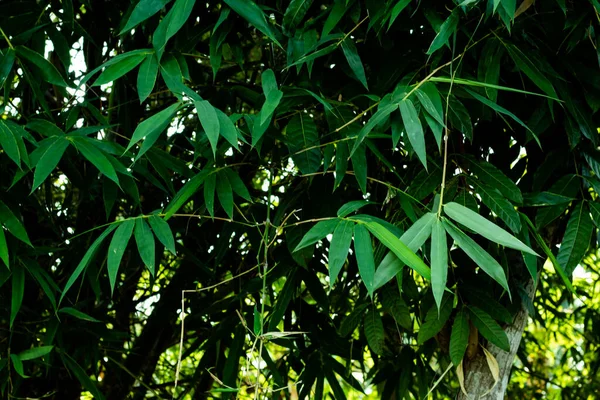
[71,137,120,186]
[431,218,448,312]
[18,346,53,361]
[134,219,156,275]
[322,0,348,36]
[163,167,213,219]
[121,0,171,34]
[59,307,101,322]
[400,98,427,169]
[556,202,593,276]
[468,159,522,204]
[223,0,282,47]
[350,102,397,157]
[107,219,135,295]
[16,46,68,87]
[426,9,459,55]
[339,303,368,337]
[0,201,32,246]
[381,285,412,329]
[283,0,313,34]
[286,113,321,174]
[0,228,8,268]
[294,219,339,252]
[443,218,511,296]
[337,200,372,217]
[195,100,221,157]
[31,137,70,193]
[354,224,376,296]
[10,263,24,328]
[505,44,558,99]
[468,306,510,351]
[10,354,28,378]
[216,172,234,219]
[204,172,216,217]
[125,102,180,154]
[449,310,469,366]
[60,225,118,303]
[443,202,537,256]
[153,0,197,59]
[61,353,106,400]
[364,309,384,355]
[328,220,354,284]
[0,48,15,86]
[92,53,146,86]
[341,38,368,90]
[417,295,453,344]
[351,143,368,194]
[137,53,159,103]
[471,180,521,233]
[148,215,177,255]
[215,109,240,150]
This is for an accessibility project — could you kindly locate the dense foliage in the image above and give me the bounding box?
[1,0,600,398]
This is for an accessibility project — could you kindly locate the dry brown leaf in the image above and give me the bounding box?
[457,360,468,396]
[481,347,500,396]
[515,0,535,18]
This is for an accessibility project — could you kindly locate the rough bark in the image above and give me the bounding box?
[457,278,536,400]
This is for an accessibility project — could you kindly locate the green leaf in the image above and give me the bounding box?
[373,212,436,289]
[259,69,283,125]
[426,9,459,55]
[16,46,68,87]
[556,202,593,276]
[195,100,221,157]
[351,143,368,194]
[152,0,197,59]
[135,219,156,275]
[354,224,376,296]
[417,295,453,344]
[478,39,503,102]
[125,102,180,155]
[59,307,101,322]
[148,215,176,255]
[322,0,348,36]
[204,172,216,217]
[522,213,574,293]
[107,219,135,295]
[31,137,70,193]
[449,310,469,366]
[351,102,397,156]
[10,354,28,378]
[341,38,368,90]
[163,168,213,219]
[216,173,234,219]
[61,353,106,400]
[443,202,537,256]
[0,201,32,246]
[339,303,369,337]
[471,180,521,233]
[465,88,539,146]
[253,306,261,335]
[137,53,159,103]
[224,169,251,201]
[0,119,22,167]
[23,259,57,310]
[364,310,385,355]
[381,285,412,329]
[223,0,282,47]
[463,288,513,324]
[71,137,120,186]
[448,96,473,141]
[399,98,427,169]
[442,218,511,296]
[363,220,431,280]
[268,269,299,330]
[416,83,444,149]
[505,44,558,99]
[18,346,53,361]
[60,225,118,303]
[0,228,8,268]
[468,306,510,351]
[524,192,574,206]
[92,53,146,86]
[329,220,354,284]
[286,113,321,174]
[337,200,372,217]
[431,219,448,313]
[121,0,171,34]
[215,109,240,150]
[27,119,65,137]
[282,0,313,34]
[388,0,411,29]
[10,263,24,328]
[430,77,560,101]
[294,219,338,252]
[468,160,522,204]
[0,48,15,86]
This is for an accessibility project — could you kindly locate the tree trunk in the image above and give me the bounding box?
[457,278,535,400]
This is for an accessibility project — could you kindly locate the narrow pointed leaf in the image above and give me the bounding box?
[137,53,159,103]
[18,346,53,361]
[337,200,372,217]
[215,109,240,150]
[61,353,106,400]
[224,169,251,201]
[322,0,348,36]
[0,120,22,166]
[10,263,24,328]
[471,180,521,233]
[0,202,32,246]
[135,219,156,275]
[121,0,171,34]
[16,46,68,87]
[294,219,339,252]
[10,354,28,378]
[72,138,120,186]
[31,137,69,192]
[195,100,220,156]
[107,219,135,295]
[223,0,282,47]
[163,168,213,219]
[152,0,197,59]
[341,38,368,90]
[329,220,353,284]
[125,102,180,154]
[444,202,537,256]
[216,173,234,219]
[60,225,119,303]
[92,53,145,86]
[505,44,557,99]
[417,296,453,343]
[468,306,510,351]
[364,310,384,355]
[469,160,523,204]
[449,310,469,366]
[286,113,321,174]
[282,0,313,33]
[0,48,15,86]
[0,229,8,268]
[426,9,459,55]
[431,219,448,312]
[443,219,511,295]
[204,172,216,217]
[556,202,593,276]
[350,103,397,156]
[148,215,176,255]
[400,99,427,169]
[354,224,375,296]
